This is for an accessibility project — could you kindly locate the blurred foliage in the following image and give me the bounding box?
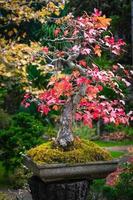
[3,82,25,114]
[103,162,133,200]
[0,112,45,171]
[88,161,133,200]
[103,123,133,137]
[0,109,12,129]
[9,166,32,189]
[88,179,106,200]
[73,123,96,140]
[68,0,131,64]
[0,1,65,97]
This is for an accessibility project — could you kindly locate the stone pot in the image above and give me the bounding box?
[24,156,119,200]
[24,155,118,182]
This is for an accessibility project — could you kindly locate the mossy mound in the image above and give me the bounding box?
[27,139,112,165]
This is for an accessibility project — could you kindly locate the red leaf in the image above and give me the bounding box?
[54,28,61,37]
[75,112,82,121]
[79,60,87,67]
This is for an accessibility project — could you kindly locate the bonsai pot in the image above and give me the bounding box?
[24,155,119,182]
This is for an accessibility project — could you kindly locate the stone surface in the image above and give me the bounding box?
[24,156,118,182]
[29,176,90,200]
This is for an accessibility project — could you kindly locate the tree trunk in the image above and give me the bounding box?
[56,83,86,148]
[56,99,74,148]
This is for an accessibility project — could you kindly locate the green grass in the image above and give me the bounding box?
[94,140,131,158]
[94,140,133,147]
[110,151,125,158]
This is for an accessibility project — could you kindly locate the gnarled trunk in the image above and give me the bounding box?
[56,84,86,148]
[56,99,74,148]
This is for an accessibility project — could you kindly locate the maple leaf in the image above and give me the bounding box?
[54,79,72,97]
[56,51,65,57]
[81,48,91,55]
[93,8,102,17]
[72,45,81,53]
[42,46,49,54]
[79,60,87,67]
[105,36,115,46]
[53,105,60,111]
[77,77,91,85]
[86,85,99,100]
[93,45,102,57]
[83,113,93,128]
[54,28,61,37]
[75,112,82,121]
[38,104,50,115]
[95,16,112,29]
[97,85,103,91]
[72,70,80,78]
[64,30,69,36]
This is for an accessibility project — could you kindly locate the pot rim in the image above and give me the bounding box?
[23,155,119,169]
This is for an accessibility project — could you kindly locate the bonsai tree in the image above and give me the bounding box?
[21,0,133,149]
[0,0,132,149]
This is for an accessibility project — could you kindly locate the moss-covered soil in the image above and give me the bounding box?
[27,139,112,165]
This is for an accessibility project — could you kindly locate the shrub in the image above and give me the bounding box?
[9,166,32,189]
[0,109,12,129]
[73,124,96,140]
[88,156,133,200]
[0,112,45,171]
[104,156,133,200]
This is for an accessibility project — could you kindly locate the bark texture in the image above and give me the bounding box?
[56,84,86,148]
[29,176,90,200]
[57,99,74,148]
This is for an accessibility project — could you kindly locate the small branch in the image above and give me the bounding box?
[66,60,87,76]
[40,36,82,43]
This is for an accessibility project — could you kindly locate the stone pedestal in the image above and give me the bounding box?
[24,156,118,200]
[29,176,90,200]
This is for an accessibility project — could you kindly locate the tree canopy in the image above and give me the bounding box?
[0,0,132,148]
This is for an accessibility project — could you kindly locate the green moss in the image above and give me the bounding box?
[27,139,112,165]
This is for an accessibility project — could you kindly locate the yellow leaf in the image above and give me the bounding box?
[8,30,14,36]
[59,3,65,10]
[54,9,60,16]
[13,28,17,33]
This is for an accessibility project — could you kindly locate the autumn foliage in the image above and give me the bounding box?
[0,1,132,143]
[21,5,132,129]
